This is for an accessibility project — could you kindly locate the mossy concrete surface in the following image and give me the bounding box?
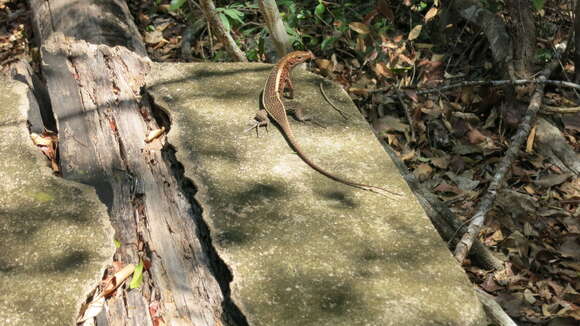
[0,78,114,325]
[147,63,488,326]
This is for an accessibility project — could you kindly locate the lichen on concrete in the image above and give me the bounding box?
[0,78,114,325]
[147,62,488,325]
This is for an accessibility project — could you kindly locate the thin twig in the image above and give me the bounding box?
[475,289,519,326]
[542,105,580,113]
[369,78,580,95]
[396,90,416,142]
[319,81,350,120]
[453,59,560,263]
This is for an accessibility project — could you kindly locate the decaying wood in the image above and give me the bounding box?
[506,0,536,77]
[29,0,242,325]
[451,0,515,78]
[5,59,55,133]
[535,117,580,175]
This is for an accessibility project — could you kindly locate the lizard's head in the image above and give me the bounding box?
[287,51,315,66]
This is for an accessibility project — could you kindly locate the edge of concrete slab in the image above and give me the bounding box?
[0,77,115,326]
[146,62,489,326]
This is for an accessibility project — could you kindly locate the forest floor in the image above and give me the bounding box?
[1,0,579,324]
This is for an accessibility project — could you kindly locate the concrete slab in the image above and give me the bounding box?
[0,78,114,325]
[147,62,488,326]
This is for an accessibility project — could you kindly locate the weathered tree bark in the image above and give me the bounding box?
[258,0,292,60]
[575,0,580,82]
[506,0,536,77]
[29,0,243,325]
[198,0,248,62]
[450,0,515,79]
[5,59,55,133]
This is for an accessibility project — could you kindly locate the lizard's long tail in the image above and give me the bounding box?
[280,125,402,198]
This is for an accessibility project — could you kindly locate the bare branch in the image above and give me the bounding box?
[198,0,247,62]
[453,57,561,263]
[575,0,580,82]
[475,289,519,326]
[258,0,292,59]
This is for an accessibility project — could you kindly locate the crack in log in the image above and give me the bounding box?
[147,92,249,326]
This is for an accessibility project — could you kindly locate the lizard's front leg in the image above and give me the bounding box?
[245,109,270,136]
[283,76,294,99]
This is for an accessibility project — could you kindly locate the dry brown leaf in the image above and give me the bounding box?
[559,235,580,260]
[534,173,573,188]
[373,62,392,78]
[372,116,409,134]
[526,124,536,152]
[467,127,486,144]
[404,89,418,102]
[349,22,370,35]
[413,163,433,181]
[424,7,438,22]
[30,133,52,146]
[356,36,366,52]
[101,263,135,298]
[523,184,535,195]
[145,126,166,143]
[362,9,379,25]
[481,274,502,292]
[377,0,395,21]
[433,182,462,195]
[408,24,422,41]
[559,177,580,199]
[77,296,106,323]
[315,59,334,75]
[400,150,416,162]
[431,157,449,169]
[348,87,370,96]
[144,30,166,45]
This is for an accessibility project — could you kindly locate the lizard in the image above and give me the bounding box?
[253,50,401,197]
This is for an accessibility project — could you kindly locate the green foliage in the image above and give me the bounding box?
[536,48,552,63]
[532,0,545,10]
[216,6,245,32]
[321,37,337,51]
[169,0,186,11]
[129,260,144,289]
[315,1,325,17]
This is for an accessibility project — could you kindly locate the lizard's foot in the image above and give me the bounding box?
[285,102,326,129]
[245,110,270,136]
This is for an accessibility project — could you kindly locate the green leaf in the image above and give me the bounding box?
[129,260,144,289]
[315,3,325,16]
[532,0,545,10]
[169,0,186,11]
[114,239,121,248]
[223,8,244,24]
[247,48,259,61]
[219,13,231,32]
[321,37,337,51]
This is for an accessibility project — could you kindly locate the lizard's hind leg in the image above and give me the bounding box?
[285,101,325,128]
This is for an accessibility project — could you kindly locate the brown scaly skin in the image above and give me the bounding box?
[255,51,400,197]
